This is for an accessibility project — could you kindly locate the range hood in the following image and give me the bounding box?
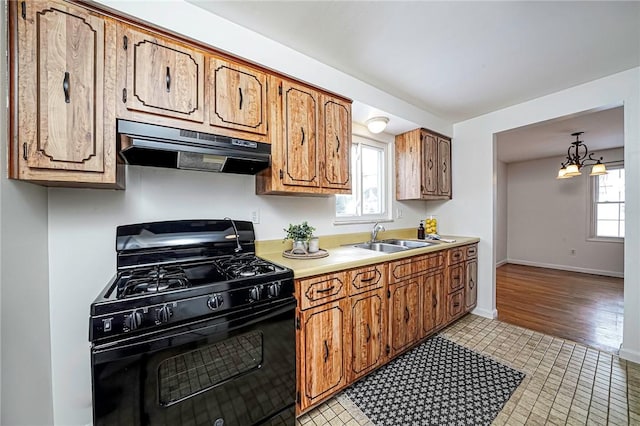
[117,120,271,175]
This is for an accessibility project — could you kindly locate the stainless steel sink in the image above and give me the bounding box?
[378,239,437,248]
[352,239,436,253]
[353,242,409,253]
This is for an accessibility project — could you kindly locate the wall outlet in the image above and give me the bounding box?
[251,209,260,224]
[570,248,576,256]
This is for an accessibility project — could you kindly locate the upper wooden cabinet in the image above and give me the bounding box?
[395,128,452,200]
[209,58,268,135]
[117,25,205,123]
[319,96,351,190]
[9,0,123,187]
[256,80,352,195]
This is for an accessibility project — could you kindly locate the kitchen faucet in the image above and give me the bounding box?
[371,222,385,243]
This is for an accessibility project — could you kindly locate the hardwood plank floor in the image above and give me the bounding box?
[496,263,623,354]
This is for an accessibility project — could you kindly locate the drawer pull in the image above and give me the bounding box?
[165,67,171,93]
[316,285,335,294]
[365,324,371,342]
[238,87,243,110]
[360,275,376,283]
[453,302,460,308]
[323,340,329,362]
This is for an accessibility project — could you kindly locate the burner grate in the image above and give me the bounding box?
[117,265,190,298]
[217,255,279,279]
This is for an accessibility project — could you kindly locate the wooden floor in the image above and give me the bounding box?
[496,264,624,354]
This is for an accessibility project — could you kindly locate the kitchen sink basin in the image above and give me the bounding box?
[352,242,409,253]
[352,239,436,253]
[378,239,437,248]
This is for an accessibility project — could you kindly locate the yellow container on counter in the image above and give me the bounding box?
[425,215,438,235]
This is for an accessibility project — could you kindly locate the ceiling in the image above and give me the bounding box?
[496,106,624,164]
[188,1,640,124]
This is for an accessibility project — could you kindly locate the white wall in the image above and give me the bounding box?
[438,68,639,362]
[495,160,508,266]
[506,148,624,277]
[0,3,55,424]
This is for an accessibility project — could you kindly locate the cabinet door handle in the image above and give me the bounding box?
[323,340,329,362]
[365,324,371,342]
[238,87,243,110]
[432,295,437,308]
[428,158,433,170]
[336,135,340,153]
[443,161,447,173]
[63,71,70,103]
[404,307,410,323]
[166,67,171,93]
[300,127,305,146]
[470,278,474,289]
[315,285,335,295]
[453,302,460,308]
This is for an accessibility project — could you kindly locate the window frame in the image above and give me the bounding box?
[334,134,392,224]
[588,162,624,243]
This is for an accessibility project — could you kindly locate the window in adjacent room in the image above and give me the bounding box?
[591,165,624,239]
[335,135,390,222]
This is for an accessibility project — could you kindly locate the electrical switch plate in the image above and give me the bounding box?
[251,210,260,224]
[396,208,403,219]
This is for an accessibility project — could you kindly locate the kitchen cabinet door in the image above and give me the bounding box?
[437,136,452,197]
[465,259,478,310]
[421,132,438,196]
[298,300,346,411]
[119,25,205,123]
[388,278,420,357]
[209,58,268,135]
[421,272,444,337]
[348,289,385,382]
[320,96,351,190]
[281,81,319,188]
[12,0,122,187]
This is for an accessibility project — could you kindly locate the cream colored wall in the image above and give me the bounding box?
[506,148,624,276]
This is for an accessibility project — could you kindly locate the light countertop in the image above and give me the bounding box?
[256,229,479,279]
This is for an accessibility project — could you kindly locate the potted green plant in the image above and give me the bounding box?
[283,221,316,254]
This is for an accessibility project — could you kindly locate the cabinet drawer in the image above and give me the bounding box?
[447,264,465,293]
[299,273,346,310]
[447,290,464,321]
[466,244,478,260]
[448,247,465,265]
[389,256,425,281]
[426,252,445,270]
[348,264,385,295]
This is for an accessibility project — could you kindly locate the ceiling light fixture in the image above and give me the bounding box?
[366,116,389,134]
[556,132,607,179]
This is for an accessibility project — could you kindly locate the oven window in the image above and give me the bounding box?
[158,330,263,406]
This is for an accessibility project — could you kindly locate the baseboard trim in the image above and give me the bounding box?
[471,307,498,319]
[506,259,624,278]
[496,259,508,268]
[619,346,640,363]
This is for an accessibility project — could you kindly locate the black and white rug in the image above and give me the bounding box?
[343,335,525,425]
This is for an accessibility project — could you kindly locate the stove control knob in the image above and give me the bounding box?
[249,286,262,302]
[268,283,281,298]
[125,311,143,331]
[207,294,224,310]
[157,305,173,324]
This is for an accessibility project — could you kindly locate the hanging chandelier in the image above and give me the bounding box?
[556,132,607,179]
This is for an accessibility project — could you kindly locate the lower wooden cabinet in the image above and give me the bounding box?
[297,299,347,410]
[420,271,445,338]
[388,278,420,358]
[347,288,386,382]
[295,243,478,415]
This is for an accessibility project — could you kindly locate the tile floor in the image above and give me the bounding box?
[296,314,640,425]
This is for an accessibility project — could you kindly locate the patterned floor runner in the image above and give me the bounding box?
[343,335,525,425]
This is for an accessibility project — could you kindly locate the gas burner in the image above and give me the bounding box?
[217,255,279,279]
[118,265,190,298]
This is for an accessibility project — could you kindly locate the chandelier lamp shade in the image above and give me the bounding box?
[556,132,608,179]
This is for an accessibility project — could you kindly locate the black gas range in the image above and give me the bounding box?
[89,219,296,426]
